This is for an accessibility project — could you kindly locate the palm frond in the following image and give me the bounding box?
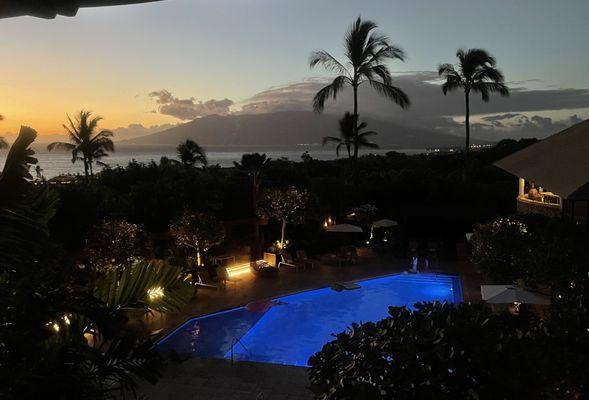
[0,126,38,193]
[94,259,195,314]
[309,50,349,76]
[47,141,76,152]
[369,80,410,108]
[472,81,510,102]
[441,75,464,95]
[322,136,343,146]
[312,75,348,113]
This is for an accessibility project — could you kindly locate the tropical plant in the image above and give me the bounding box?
[170,211,225,267]
[438,49,509,161]
[323,112,378,159]
[86,220,151,273]
[0,126,171,399]
[309,302,549,400]
[47,110,115,182]
[259,186,308,247]
[310,16,409,173]
[176,139,207,167]
[94,259,195,314]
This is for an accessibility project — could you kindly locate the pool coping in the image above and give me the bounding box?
[155,271,463,348]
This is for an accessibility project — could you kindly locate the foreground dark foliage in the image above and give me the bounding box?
[0,127,194,399]
[309,302,548,400]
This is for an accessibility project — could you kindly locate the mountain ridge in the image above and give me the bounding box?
[124,111,486,148]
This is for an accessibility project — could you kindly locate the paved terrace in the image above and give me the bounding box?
[139,256,483,400]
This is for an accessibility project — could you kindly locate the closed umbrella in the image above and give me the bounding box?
[325,224,363,233]
[481,285,550,305]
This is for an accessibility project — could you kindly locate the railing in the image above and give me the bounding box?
[230,337,249,366]
[517,194,561,217]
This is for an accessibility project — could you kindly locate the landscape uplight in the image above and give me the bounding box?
[147,286,165,300]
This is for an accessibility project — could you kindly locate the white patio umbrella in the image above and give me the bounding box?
[481,285,551,305]
[372,219,398,228]
[325,224,363,233]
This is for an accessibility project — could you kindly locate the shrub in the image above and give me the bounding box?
[309,302,548,400]
[86,220,151,273]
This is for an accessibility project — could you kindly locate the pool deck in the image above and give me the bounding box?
[139,256,483,399]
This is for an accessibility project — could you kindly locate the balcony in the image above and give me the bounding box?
[517,193,561,217]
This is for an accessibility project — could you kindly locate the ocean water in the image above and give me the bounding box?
[0,144,426,179]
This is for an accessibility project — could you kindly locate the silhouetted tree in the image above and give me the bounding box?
[310,16,409,174]
[0,114,7,150]
[170,211,225,267]
[438,49,509,161]
[176,139,207,167]
[323,112,378,160]
[233,153,272,251]
[260,186,308,247]
[47,110,114,182]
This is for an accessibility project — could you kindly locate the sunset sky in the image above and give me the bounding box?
[1,0,588,138]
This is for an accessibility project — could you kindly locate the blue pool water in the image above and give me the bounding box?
[157,273,462,367]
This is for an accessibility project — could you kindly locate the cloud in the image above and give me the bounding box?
[236,72,589,139]
[149,90,234,120]
[443,113,585,141]
[112,123,176,141]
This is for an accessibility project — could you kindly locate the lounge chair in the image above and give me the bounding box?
[296,250,319,270]
[251,260,279,278]
[278,252,301,272]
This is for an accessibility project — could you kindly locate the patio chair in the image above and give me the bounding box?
[296,250,319,270]
[278,252,301,272]
[340,246,359,264]
[320,251,347,267]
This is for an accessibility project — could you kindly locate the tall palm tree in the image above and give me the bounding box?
[323,112,378,160]
[177,139,207,167]
[234,153,272,215]
[438,48,509,161]
[47,110,114,182]
[234,153,271,256]
[310,16,409,171]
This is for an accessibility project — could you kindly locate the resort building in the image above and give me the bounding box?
[495,119,589,221]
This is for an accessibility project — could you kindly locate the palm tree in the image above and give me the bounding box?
[310,16,409,172]
[234,153,271,256]
[47,110,114,182]
[0,114,7,150]
[438,49,509,161]
[177,139,207,167]
[323,112,378,160]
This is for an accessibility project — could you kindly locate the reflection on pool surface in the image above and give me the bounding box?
[157,273,462,367]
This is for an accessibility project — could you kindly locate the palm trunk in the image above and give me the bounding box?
[83,158,89,183]
[352,82,359,182]
[280,219,287,247]
[252,174,260,259]
[464,90,470,163]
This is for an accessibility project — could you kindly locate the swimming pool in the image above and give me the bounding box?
[157,273,462,367]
